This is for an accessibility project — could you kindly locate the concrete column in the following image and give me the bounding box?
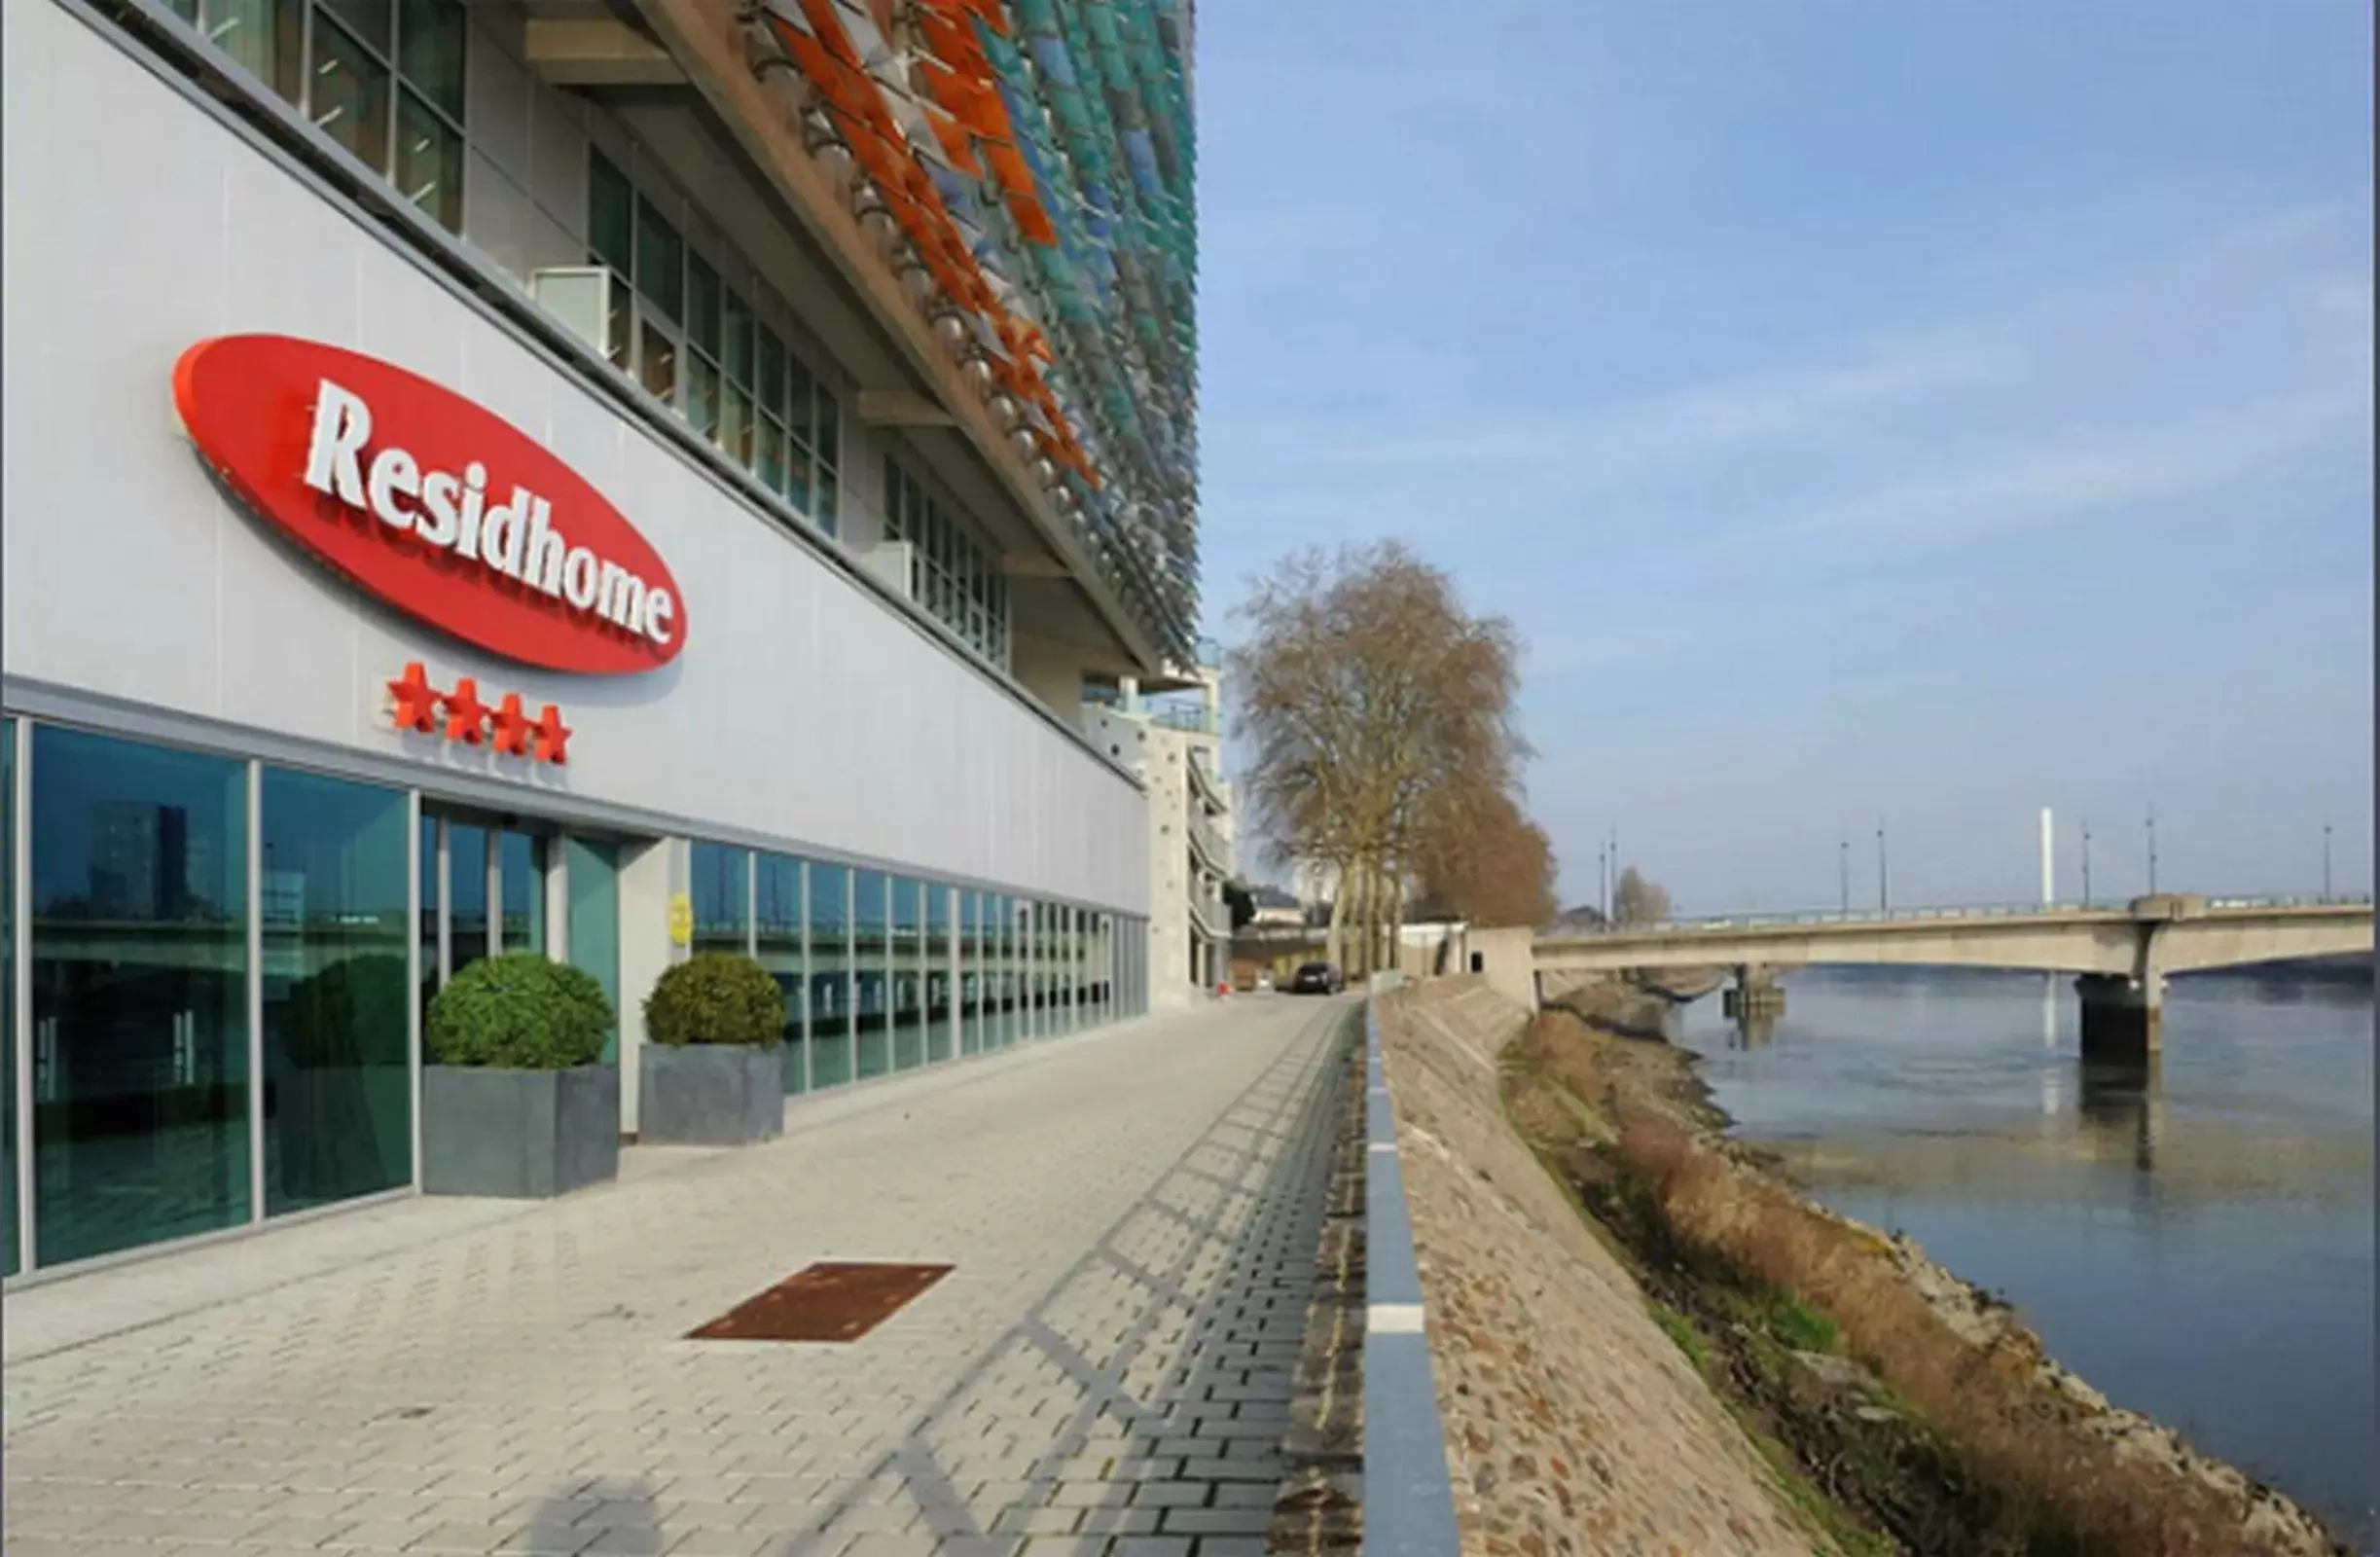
[2075,971,2162,1057]
[1722,963,1785,1021]
[614,835,684,1138]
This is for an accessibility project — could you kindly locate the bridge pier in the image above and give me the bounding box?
[1722,964,1785,1023]
[2076,972,2163,1057]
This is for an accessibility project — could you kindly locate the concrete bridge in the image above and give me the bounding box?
[1533,893,2372,1054]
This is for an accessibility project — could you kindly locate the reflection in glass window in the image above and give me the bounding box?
[854,873,890,1079]
[447,821,488,982]
[261,769,412,1214]
[498,830,546,954]
[756,853,804,1092]
[927,884,953,1063]
[2,724,16,1276]
[890,878,923,1071]
[959,891,981,1059]
[30,727,252,1266]
[808,863,851,1089]
[690,842,748,955]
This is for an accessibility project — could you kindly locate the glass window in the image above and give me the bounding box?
[638,318,678,405]
[589,150,635,274]
[853,872,890,1079]
[210,0,306,106]
[564,838,621,1063]
[959,891,981,1059]
[687,355,721,442]
[687,256,721,360]
[30,727,251,1267]
[396,89,462,234]
[260,769,411,1215]
[757,327,786,411]
[447,822,488,981]
[3,722,16,1276]
[635,197,684,321]
[416,820,437,1027]
[397,0,466,120]
[756,854,804,1093]
[927,885,953,1063]
[808,863,851,1089]
[723,294,753,385]
[497,830,545,954]
[310,16,392,177]
[320,0,391,49]
[890,878,923,1071]
[690,842,749,955]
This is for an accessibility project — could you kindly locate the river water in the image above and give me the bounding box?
[1673,964,2375,1549]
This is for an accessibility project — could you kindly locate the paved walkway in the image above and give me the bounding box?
[2,996,1353,1557]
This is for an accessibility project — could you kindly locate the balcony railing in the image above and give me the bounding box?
[1188,807,1228,871]
[1149,702,1216,735]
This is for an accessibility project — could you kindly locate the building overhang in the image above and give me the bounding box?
[621,0,1175,680]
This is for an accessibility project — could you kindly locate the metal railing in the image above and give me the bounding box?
[1148,701,1216,736]
[1187,807,1228,872]
[1544,892,2373,937]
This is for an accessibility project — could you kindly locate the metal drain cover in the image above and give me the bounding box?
[686,1262,954,1343]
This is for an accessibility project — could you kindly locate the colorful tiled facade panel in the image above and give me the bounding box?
[751,0,1199,665]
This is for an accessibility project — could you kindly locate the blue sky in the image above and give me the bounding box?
[1193,2,2373,914]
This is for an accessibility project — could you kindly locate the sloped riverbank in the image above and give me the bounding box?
[1521,975,2350,1556]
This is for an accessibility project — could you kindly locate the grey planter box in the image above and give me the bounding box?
[421,1064,620,1198]
[640,1043,783,1145]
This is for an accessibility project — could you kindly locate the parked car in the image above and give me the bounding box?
[1289,960,1345,995]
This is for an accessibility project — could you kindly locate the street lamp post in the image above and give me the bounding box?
[2324,821,2333,901]
[2146,807,2158,895]
[1877,818,1889,914]
[2080,815,2092,908]
[1839,837,1850,913]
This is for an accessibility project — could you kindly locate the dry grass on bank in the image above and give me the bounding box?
[1513,1004,2331,1557]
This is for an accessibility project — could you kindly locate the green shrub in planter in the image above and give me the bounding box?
[427,954,614,1069]
[644,953,784,1047]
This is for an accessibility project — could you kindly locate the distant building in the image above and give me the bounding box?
[1080,644,1236,1006]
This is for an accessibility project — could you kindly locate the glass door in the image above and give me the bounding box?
[563,837,621,1062]
[418,809,551,1023]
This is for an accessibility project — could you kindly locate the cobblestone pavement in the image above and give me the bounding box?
[2,996,1352,1557]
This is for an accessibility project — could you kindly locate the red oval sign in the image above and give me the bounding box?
[174,334,687,674]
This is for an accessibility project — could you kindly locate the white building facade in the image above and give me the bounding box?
[1,0,1198,1280]
[1080,656,1235,1007]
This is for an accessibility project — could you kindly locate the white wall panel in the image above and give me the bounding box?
[1,0,1148,915]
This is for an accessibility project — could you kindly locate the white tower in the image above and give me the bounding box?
[2039,807,2055,906]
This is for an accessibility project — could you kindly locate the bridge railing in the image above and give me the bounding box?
[1544,893,2371,937]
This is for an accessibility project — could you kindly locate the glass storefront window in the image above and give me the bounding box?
[30,727,251,1267]
[891,877,923,1071]
[959,890,981,1058]
[497,830,545,954]
[564,838,621,1064]
[756,853,804,1093]
[853,873,889,1079]
[3,722,16,1276]
[927,884,952,1063]
[808,863,850,1089]
[260,769,412,1214]
[690,842,749,955]
[448,822,488,982]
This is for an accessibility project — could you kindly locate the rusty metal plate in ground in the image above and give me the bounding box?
[685,1262,954,1343]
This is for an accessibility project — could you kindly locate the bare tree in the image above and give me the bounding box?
[1613,866,1672,925]
[1231,541,1539,976]
[1412,788,1558,928]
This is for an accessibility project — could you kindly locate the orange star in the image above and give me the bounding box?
[442,677,489,744]
[489,693,535,758]
[386,662,440,733]
[533,705,572,766]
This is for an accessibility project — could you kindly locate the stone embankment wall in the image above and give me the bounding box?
[1373,978,1824,1555]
